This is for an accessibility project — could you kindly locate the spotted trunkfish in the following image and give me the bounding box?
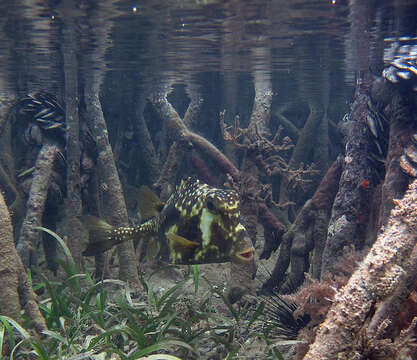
[82,178,257,276]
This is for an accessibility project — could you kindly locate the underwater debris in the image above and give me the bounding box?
[82,177,257,276]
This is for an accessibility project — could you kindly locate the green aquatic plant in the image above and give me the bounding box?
[0,227,283,359]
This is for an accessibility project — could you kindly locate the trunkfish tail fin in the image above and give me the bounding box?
[81,215,136,256]
[82,215,115,256]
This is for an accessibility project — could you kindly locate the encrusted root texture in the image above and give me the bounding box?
[0,190,46,334]
[16,143,58,268]
[303,179,417,359]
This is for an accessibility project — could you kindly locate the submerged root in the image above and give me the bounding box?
[0,190,46,334]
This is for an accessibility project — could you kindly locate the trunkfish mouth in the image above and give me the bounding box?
[234,247,255,262]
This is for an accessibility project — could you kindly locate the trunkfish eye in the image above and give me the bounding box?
[206,198,217,212]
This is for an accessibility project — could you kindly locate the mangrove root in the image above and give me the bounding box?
[0,189,46,334]
[304,179,417,359]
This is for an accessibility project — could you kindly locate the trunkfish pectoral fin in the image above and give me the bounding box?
[166,232,200,250]
[165,231,200,263]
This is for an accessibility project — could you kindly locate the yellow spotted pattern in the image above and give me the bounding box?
[109,177,250,265]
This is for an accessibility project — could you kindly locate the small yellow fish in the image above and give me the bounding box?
[82,178,256,276]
